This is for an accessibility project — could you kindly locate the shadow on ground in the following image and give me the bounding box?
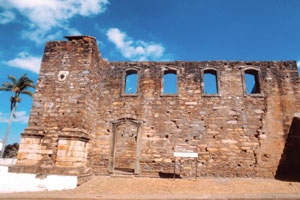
[159,172,181,179]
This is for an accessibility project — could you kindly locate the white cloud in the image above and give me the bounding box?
[66,27,81,36]
[0,10,15,24]
[106,28,169,61]
[4,52,42,74]
[0,111,29,124]
[0,0,109,44]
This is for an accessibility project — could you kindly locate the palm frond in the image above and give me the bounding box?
[21,90,34,97]
[17,74,36,90]
[0,87,12,91]
[21,82,36,90]
[20,74,27,79]
[2,74,35,112]
[17,75,27,85]
[8,75,17,84]
[2,82,14,87]
[27,83,36,89]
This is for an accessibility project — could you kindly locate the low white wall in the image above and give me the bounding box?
[0,166,77,193]
[0,158,16,166]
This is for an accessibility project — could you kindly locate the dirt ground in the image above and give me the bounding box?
[71,176,300,195]
[1,176,300,199]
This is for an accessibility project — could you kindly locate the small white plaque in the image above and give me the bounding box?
[173,152,198,157]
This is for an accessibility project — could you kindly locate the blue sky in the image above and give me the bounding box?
[0,0,300,144]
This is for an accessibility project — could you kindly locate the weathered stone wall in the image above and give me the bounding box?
[92,60,300,178]
[11,36,102,175]
[12,36,300,178]
[56,138,89,167]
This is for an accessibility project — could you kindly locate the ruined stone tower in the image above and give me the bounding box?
[10,35,300,179]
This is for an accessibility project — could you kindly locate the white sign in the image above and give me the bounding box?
[173,152,198,158]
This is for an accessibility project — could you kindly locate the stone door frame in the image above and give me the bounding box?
[108,118,142,174]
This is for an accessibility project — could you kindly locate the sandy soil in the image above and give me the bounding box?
[71,176,300,195]
[2,176,300,199]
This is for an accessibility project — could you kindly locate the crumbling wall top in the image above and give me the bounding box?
[64,35,96,41]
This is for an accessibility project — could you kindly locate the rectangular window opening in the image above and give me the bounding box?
[125,70,137,94]
[245,70,260,94]
[163,70,177,94]
[204,70,218,94]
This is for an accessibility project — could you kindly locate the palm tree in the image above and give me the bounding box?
[0,74,35,158]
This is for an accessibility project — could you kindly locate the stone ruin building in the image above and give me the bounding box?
[10,35,300,180]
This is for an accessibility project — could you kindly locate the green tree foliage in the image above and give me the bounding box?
[3,143,19,158]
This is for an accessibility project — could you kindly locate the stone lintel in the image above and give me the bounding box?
[112,118,143,125]
[21,128,44,138]
[58,135,89,142]
[21,127,90,140]
[22,126,59,137]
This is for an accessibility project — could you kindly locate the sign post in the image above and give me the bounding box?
[173,156,176,180]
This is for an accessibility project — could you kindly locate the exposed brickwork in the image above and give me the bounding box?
[10,36,300,178]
